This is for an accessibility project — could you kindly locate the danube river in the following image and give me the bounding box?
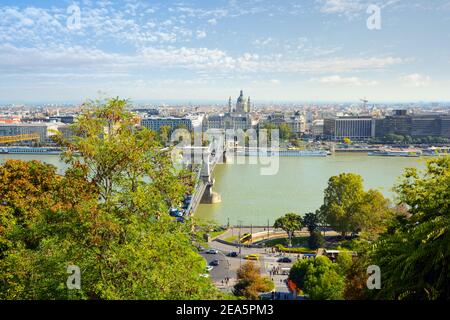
[1,153,425,226]
[195,154,425,225]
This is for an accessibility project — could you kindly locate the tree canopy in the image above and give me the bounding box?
[369,157,450,300]
[320,173,393,238]
[289,256,345,300]
[0,98,221,300]
[273,213,303,247]
[233,261,274,300]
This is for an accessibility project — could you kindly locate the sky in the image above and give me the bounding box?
[1,0,450,104]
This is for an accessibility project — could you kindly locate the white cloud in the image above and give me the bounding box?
[318,0,365,14]
[400,73,431,87]
[252,37,273,46]
[317,0,401,18]
[0,3,204,47]
[312,75,379,86]
[208,18,217,25]
[196,30,207,39]
[0,43,404,77]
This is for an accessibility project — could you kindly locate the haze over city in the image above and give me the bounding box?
[2,0,450,104]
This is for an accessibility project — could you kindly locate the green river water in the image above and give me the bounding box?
[1,153,425,225]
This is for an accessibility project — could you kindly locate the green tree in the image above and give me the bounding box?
[0,98,221,300]
[233,261,274,300]
[308,231,325,250]
[289,256,345,300]
[356,189,394,241]
[320,173,365,237]
[335,251,353,276]
[279,123,292,141]
[320,173,392,238]
[273,213,303,247]
[369,157,450,300]
[302,212,321,233]
[159,125,172,145]
[303,212,325,249]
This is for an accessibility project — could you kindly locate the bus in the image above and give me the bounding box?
[240,233,252,244]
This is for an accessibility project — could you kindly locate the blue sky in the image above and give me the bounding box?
[1,0,450,104]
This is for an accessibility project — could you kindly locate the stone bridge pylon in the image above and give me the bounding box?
[199,138,224,204]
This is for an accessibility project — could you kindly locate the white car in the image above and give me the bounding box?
[200,274,210,278]
[206,249,218,254]
[206,266,214,272]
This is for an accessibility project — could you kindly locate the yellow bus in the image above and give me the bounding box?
[240,233,252,244]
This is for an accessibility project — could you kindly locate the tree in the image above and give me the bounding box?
[308,231,325,250]
[273,213,303,247]
[303,211,325,249]
[320,173,366,237]
[356,189,394,241]
[233,261,274,300]
[279,123,292,141]
[335,251,353,276]
[369,157,450,300]
[344,255,371,300]
[159,125,172,145]
[0,98,221,300]
[289,256,345,300]
[320,173,392,238]
[302,212,321,233]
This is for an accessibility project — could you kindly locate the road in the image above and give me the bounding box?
[201,239,302,299]
[200,251,232,289]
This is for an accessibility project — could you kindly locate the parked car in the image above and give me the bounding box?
[205,266,213,272]
[206,249,219,254]
[210,259,220,266]
[227,251,238,257]
[277,257,292,263]
[245,254,259,261]
[200,273,210,278]
[169,207,183,217]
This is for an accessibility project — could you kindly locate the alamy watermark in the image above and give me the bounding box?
[367,265,381,290]
[67,265,81,290]
[367,4,381,30]
[67,4,82,31]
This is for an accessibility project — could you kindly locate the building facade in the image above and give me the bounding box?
[311,119,324,137]
[0,123,60,142]
[323,117,375,140]
[262,112,305,134]
[140,115,204,133]
[375,110,450,138]
[205,114,252,130]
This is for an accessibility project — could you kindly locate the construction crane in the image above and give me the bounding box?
[360,98,369,109]
[0,133,40,145]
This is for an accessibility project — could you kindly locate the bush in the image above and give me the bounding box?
[275,244,316,254]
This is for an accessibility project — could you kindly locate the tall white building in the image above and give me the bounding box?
[140,115,204,133]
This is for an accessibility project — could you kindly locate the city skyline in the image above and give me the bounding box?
[1,0,450,103]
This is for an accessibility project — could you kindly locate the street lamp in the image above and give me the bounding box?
[237,220,243,267]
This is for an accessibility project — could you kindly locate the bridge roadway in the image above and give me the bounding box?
[185,141,224,216]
